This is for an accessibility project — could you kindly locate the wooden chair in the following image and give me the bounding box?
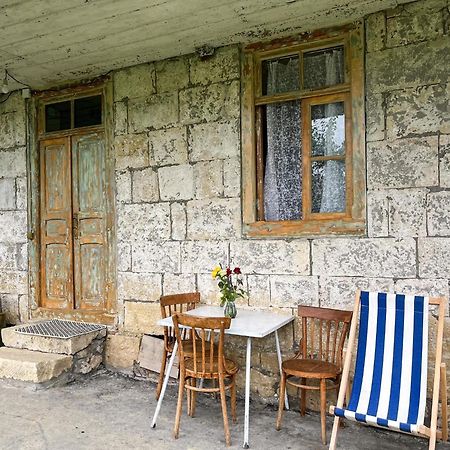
[276,305,353,445]
[172,313,238,447]
[156,292,200,400]
[329,291,448,450]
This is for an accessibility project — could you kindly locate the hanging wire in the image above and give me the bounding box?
[5,69,30,88]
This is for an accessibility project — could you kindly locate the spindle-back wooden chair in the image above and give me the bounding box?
[172,313,238,447]
[276,305,353,444]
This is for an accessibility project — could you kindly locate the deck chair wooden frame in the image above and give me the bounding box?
[329,290,448,450]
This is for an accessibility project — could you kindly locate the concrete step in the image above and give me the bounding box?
[1,324,106,355]
[0,347,72,383]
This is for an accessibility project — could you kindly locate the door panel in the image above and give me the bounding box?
[72,134,108,311]
[40,138,74,309]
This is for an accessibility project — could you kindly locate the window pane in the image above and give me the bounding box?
[262,100,302,221]
[74,95,102,128]
[311,102,345,157]
[312,160,345,213]
[303,46,344,90]
[45,101,71,132]
[262,55,299,96]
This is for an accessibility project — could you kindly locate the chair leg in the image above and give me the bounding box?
[191,378,197,418]
[186,378,192,417]
[156,349,168,400]
[219,375,231,446]
[320,378,327,445]
[173,371,185,439]
[230,375,237,423]
[276,370,287,431]
[300,377,306,416]
[441,363,448,441]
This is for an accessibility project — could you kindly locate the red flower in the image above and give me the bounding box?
[226,267,232,276]
[233,267,241,274]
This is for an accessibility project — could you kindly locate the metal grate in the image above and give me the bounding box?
[15,319,105,339]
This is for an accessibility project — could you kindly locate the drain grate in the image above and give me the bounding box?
[15,319,105,339]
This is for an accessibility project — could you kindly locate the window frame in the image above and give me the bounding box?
[241,23,366,237]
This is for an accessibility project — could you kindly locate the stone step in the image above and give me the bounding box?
[0,347,72,383]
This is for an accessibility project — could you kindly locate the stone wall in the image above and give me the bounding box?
[0,92,28,325]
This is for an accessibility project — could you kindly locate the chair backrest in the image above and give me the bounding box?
[298,305,353,369]
[173,313,231,377]
[160,292,200,351]
[347,291,431,431]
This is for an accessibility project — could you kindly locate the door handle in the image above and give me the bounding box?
[72,214,79,239]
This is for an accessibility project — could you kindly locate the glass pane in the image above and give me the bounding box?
[74,95,102,128]
[45,101,71,132]
[303,46,344,90]
[262,55,299,96]
[311,102,345,157]
[311,160,346,213]
[262,100,302,221]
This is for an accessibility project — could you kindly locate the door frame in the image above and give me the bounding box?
[27,78,117,325]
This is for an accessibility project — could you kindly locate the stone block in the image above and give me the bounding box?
[123,301,162,334]
[319,277,395,310]
[196,273,221,304]
[0,178,15,209]
[114,101,128,135]
[170,202,186,240]
[0,211,26,244]
[150,126,188,166]
[313,237,416,278]
[181,240,228,273]
[0,293,19,324]
[162,273,196,296]
[132,241,181,273]
[365,11,386,53]
[427,191,450,236]
[16,243,27,272]
[117,242,131,272]
[0,243,17,270]
[365,93,385,142]
[117,272,162,301]
[158,164,194,201]
[115,170,132,203]
[104,333,141,370]
[367,136,438,189]
[179,81,239,125]
[155,57,189,93]
[114,134,149,170]
[247,275,270,308]
[367,191,389,237]
[15,176,27,210]
[193,160,223,199]
[0,347,72,383]
[0,91,24,115]
[114,63,155,101]
[0,111,26,148]
[0,271,27,295]
[128,93,178,132]
[230,240,310,275]
[270,275,319,308]
[18,294,28,323]
[117,203,170,242]
[132,167,159,202]
[440,134,450,188]
[189,120,239,161]
[418,238,450,278]
[395,278,449,302]
[0,148,26,178]
[386,84,450,138]
[186,198,241,239]
[189,46,240,85]
[223,158,240,197]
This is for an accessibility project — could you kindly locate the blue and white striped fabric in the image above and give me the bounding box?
[334,291,429,434]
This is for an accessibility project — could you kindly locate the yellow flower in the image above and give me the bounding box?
[211,266,221,279]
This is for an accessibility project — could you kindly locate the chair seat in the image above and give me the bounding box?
[185,357,238,378]
[282,358,340,379]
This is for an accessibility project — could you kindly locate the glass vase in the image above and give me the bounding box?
[223,301,237,319]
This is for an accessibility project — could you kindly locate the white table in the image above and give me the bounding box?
[151,305,294,448]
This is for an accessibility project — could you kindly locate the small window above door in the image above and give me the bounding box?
[44,94,102,133]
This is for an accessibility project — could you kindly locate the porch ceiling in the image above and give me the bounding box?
[1,0,409,90]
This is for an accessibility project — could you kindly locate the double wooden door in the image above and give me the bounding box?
[39,132,112,313]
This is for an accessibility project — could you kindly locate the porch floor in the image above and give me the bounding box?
[0,370,442,450]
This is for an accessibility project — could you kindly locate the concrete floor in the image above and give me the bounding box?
[0,370,447,450]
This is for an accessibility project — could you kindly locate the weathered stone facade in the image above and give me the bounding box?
[1,0,450,402]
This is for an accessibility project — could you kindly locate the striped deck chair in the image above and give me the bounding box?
[329,291,448,450]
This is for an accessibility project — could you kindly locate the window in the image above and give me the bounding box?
[241,25,365,237]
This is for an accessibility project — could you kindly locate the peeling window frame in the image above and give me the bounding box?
[241,23,366,237]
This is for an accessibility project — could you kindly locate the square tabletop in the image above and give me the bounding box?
[157,305,294,338]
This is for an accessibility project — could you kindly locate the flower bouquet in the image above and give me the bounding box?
[212,265,246,318]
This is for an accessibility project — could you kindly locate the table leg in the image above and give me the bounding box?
[243,336,252,449]
[151,340,178,428]
[275,330,289,410]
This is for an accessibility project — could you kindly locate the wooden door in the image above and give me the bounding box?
[40,133,110,313]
